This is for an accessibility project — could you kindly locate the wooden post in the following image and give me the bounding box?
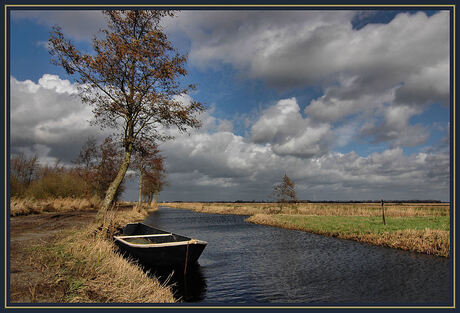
[381,199,386,225]
[184,243,189,275]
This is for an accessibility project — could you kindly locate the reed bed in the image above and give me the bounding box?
[164,202,449,217]
[10,197,103,217]
[24,209,175,303]
[164,202,263,216]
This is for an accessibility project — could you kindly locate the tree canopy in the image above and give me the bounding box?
[49,10,204,219]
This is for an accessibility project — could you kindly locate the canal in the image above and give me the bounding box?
[142,206,452,305]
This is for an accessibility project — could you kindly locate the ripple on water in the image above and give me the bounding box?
[143,207,452,305]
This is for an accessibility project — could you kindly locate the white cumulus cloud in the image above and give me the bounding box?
[251,98,333,158]
[10,75,110,162]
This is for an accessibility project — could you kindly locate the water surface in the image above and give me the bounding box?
[143,206,451,305]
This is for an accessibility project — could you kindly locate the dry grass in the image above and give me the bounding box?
[165,202,449,217]
[247,214,450,257]
[10,196,103,217]
[164,202,265,216]
[25,208,175,303]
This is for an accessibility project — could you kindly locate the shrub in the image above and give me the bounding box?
[25,172,89,199]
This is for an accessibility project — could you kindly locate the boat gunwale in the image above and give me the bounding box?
[116,222,207,248]
[114,236,207,248]
[115,233,173,239]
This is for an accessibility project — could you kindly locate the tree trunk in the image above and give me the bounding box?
[97,148,132,223]
[138,169,144,207]
[148,193,153,205]
[152,190,160,207]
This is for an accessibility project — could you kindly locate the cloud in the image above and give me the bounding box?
[304,76,397,122]
[35,40,51,50]
[15,144,59,166]
[333,121,360,148]
[10,75,449,201]
[12,10,449,151]
[10,8,450,202]
[426,122,450,154]
[394,61,450,106]
[154,101,449,201]
[11,10,106,41]
[170,10,449,150]
[10,75,111,162]
[360,105,430,147]
[13,10,449,123]
[158,121,449,201]
[169,10,355,77]
[251,98,333,158]
[172,11,448,93]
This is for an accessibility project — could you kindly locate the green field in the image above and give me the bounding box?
[277,215,450,235]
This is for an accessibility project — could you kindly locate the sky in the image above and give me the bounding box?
[9,9,450,202]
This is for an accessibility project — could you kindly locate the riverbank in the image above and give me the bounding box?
[10,203,175,303]
[164,202,450,257]
[247,214,449,257]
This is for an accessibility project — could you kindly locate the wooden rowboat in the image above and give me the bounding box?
[114,222,207,266]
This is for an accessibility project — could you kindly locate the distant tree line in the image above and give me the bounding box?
[10,138,122,200]
[11,153,92,200]
[10,136,166,204]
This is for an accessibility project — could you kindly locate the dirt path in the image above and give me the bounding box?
[9,210,97,303]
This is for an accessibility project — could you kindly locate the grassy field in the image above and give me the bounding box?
[164,201,449,217]
[276,215,450,234]
[10,202,175,303]
[165,202,450,257]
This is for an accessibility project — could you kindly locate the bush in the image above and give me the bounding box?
[25,172,89,199]
[10,176,27,197]
[10,137,127,202]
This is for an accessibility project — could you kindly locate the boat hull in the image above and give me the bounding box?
[115,240,207,266]
[114,223,207,266]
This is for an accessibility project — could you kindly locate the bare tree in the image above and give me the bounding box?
[75,136,125,201]
[74,137,100,197]
[10,153,38,196]
[142,156,166,207]
[76,137,99,170]
[272,173,297,213]
[131,140,165,207]
[49,10,204,221]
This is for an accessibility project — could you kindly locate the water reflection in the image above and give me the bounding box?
[143,263,207,302]
[115,245,208,302]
